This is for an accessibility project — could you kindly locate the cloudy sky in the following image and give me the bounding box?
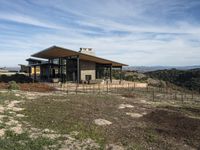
[0,0,200,67]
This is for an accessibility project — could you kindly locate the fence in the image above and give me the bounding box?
[48,82,200,104]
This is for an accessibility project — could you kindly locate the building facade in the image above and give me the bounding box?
[25,46,127,83]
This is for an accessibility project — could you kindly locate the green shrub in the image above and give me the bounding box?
[8,81,20,90]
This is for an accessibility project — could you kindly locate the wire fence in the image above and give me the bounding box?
[49,82,200,104]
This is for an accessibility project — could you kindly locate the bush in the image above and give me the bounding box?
[8,81,20,90]
[0,74,33,83]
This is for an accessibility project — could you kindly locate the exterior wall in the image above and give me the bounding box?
[80,60,96,80]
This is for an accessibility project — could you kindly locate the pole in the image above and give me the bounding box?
[119,66,122,84]
[77,55,80,85]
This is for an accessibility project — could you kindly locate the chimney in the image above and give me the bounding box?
[79,48,95,56]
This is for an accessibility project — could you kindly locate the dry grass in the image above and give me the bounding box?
[0,83,55,92]
[21,93,200,149]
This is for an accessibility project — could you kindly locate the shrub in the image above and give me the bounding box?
[0,74,33,83]
[8,81,20,90]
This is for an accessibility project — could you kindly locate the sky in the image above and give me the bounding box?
[0,0,200,67]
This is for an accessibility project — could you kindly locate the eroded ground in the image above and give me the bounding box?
[0,90,199,150]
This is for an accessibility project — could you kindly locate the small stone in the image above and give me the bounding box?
[118,104,134,109]
[0,129,5,137]
[126,113,143,118]
[10,124,23,134]
[94,119,112,126]
[15,94,20,97]
[106,144,124,150]
[16,114,25,117]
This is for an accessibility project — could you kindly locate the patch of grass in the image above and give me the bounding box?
[0,122,6,129]
[2,116,10,123]
[0,91,21,104]
[22,94,111,147]
[21,92,200,149]
[0,130,58,150]
[8,81,20,90]
[145,129,158,143]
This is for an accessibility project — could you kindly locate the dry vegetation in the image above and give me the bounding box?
[0,82,55,92]
[0,84,199,150]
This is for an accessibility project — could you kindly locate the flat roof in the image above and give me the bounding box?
[31,46,128,67]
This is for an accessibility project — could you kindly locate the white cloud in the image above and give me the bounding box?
[0,13,64,30]
[0,0,200,67]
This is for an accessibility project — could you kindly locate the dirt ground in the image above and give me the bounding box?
[0,89,200,150]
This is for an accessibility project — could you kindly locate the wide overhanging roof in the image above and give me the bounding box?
[31,46,128,67]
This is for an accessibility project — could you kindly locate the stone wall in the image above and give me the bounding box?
[80,60,96,80]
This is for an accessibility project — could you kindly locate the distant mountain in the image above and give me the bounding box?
[0,67,20,72]
[125,66,200,73]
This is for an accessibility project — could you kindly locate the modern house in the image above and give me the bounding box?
[24,46,127,83]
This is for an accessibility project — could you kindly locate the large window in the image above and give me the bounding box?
[96,64,110,79]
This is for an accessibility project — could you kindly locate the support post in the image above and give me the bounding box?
[47,59,50,81]
[60,58,63,82]
[110,64,112,83]
[28,67,31,77]
[120,66,122,84]
[34,66,36,82]
[58,58,61,79]
[48,64,51,81]
[40,66,42,81]
[77,55,80,84]
[66,58,68,82]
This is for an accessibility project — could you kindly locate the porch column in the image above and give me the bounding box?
[48,65,51,80]
[66,58,68,82]
[60,58,63,82]
[34,66,36,82]
[110,64,112,83]
[77,55,80,84]
[58,58,61,79]
[28,67,31,77]
[40,66,42,81]
[120,66,122,84]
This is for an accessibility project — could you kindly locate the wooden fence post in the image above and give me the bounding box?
[181,91,184,104]
[98,83,100,94]
[75,83,78,94]
[192,90,194,100]
[107,82,109,93]
[152,89,155,101]
[66,83,68,94]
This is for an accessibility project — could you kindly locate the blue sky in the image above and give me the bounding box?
[0,0,200,67]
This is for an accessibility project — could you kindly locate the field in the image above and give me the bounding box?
[0,86,200,150]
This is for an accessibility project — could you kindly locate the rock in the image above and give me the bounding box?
[15,94,21,97]
[118,104,134,109]
[10,124,23,134]
[94,119,112,126]
[16,114,25,117]
[0,129,5,137]
[0,105,5,113]
[126,113,143,118]
[106,144,124,150]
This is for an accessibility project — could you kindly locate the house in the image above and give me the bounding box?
[23,46,127,83]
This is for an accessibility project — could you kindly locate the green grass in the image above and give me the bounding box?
[0,130,58,150]
[0,91,21,104]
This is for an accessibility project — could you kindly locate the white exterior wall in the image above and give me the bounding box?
[80,60,96,80]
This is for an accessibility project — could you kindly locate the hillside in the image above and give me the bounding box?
[145,68,200,92]
[112,70,167,87]
[124,66,200,73]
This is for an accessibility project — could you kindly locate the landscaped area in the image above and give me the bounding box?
[0,85,200,150]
